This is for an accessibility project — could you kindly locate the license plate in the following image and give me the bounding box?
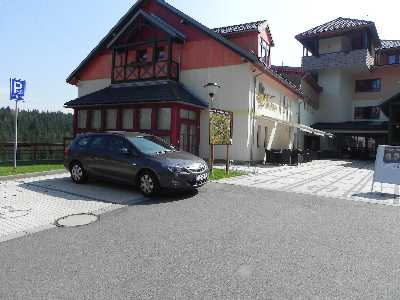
[196,173,208,182]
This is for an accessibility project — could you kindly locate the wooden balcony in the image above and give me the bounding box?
[111,40,180,84]
[112,60,179,83]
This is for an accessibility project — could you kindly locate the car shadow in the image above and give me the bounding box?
[352,192,397,201]
[18,175,199,207]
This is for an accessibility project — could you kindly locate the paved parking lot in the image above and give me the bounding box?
[0,173,146,241]
[219,160,400,206]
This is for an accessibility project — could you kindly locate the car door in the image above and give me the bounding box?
[86,135,111,178]
[104,135,141,183]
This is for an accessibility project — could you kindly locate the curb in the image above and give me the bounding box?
[0,169,68,181]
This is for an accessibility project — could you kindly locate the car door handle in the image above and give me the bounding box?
[131,163,137,166]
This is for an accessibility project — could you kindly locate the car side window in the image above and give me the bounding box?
[107,136,131,154]
[89,136,108,150]
[76,137,91,148]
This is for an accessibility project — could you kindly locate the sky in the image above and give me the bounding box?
[0,0,399,112]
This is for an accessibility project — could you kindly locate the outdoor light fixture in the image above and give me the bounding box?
[203,82,222,174]
[203,82,221,104]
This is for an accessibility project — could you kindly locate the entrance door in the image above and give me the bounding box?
[179,122,198,154]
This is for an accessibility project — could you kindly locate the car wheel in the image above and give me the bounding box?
[138,171,159,196]
[70,161,87,184]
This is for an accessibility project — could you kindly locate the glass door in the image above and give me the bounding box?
[179,122,198,155]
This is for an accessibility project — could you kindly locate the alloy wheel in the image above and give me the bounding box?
[140,174,155,195]
[71,164,83,182]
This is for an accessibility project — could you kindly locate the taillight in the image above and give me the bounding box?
[64,147,70,157]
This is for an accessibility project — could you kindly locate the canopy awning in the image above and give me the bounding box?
[257,115,334,138]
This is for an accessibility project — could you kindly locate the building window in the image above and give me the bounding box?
[155,46,167,61]
[260,39,270,64]
[157,108,171,130]
[388,54,398,65]
[106,109,117,130]
[122,109,134,130]
[180,109,196,120]
[257,125,261,148]
[354,106,380,120]
[90,110,101,130]
[355,79,381,92]
[77,110,87,129]
[137,49,148,63]
[139,108,152,130]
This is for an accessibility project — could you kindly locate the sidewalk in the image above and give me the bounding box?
[0,173,146,242]
[217,160,400,206]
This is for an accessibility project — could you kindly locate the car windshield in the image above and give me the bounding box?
[127,136,174,155]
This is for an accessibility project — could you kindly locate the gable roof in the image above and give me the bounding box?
[64,80,208,108]
[378,40,400,51]
[107,9,186,48]
[66,0,258,83]
[66,0,303,98]
[296,17,380,44]
[213,20,275,46]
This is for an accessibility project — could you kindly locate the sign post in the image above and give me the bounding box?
[10,78,26,171]
[209,108,233,174]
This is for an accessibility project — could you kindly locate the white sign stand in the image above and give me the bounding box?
[371,145,400,200]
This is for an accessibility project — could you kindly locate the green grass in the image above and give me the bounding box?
[0,163,65,177]
[209,168,247,181]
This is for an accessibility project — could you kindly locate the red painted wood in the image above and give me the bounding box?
[73,102,200,153]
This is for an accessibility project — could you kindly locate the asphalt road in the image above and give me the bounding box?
[1,182,400,299]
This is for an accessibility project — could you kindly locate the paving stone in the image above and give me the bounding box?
[218,160,399,206]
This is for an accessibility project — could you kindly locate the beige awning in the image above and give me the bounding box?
[257,115,334,138]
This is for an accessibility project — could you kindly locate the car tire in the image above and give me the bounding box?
[138,171,159,197]
[70,161,88,184]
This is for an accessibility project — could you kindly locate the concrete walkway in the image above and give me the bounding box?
[0,173,146,242]
[218,160,400,206]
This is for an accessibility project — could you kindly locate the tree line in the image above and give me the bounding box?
[0,107,73,144]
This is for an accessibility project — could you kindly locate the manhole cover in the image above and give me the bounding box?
[55,213,98,227]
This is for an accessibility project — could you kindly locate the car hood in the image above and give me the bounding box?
[150,151,206,168]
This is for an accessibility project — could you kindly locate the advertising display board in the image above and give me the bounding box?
[209,109,233,145]
[372,145,400,186]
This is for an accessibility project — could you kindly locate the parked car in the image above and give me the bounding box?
[64,132,209,196]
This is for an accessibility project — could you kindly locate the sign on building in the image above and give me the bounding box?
[209,108,233,145]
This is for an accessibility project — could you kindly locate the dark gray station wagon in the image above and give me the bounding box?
[64,132,209,196]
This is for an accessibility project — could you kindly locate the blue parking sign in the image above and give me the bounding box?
[10,78,26,101]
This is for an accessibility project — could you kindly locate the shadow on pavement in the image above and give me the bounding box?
[352,191,397,201]
[18,175,199,207]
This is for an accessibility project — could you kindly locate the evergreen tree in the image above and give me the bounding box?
[0,107,73,143]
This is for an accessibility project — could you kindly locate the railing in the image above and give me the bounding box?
[0,138,73,163]
[302,49,374,71]
[112,60,179,83]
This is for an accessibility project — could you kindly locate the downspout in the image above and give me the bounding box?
[250,70,263,166]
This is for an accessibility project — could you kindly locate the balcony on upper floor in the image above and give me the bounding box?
[302,48,375,72]
[111,40,180,83]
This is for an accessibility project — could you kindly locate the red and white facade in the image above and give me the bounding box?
[66,0,321,162]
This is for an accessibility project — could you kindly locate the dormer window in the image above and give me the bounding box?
[388,54,399,65]
[260,38,270,65]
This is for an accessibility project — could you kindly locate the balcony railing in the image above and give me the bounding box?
[302,49,374,71]
[112,60,179,83]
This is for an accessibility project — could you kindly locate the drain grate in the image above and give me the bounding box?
[55,213,98,227]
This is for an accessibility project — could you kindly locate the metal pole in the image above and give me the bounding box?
[209,95,214,174]
[14,100,18,170]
